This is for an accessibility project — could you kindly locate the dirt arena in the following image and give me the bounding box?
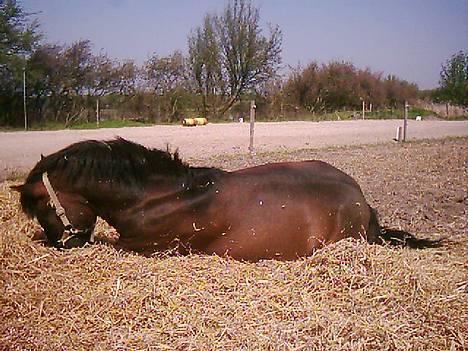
[1,119,468,181]
[0,128,467,350]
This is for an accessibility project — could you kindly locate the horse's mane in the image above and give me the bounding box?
[25,138,190,187]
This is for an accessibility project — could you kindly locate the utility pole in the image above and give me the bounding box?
[23,66,27,131]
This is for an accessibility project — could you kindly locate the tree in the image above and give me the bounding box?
[23,40,139,126]
[438,51,467,106]
[145,51,191,121]
[188,0,282,118]
[384,75,418,108]
[188,14,224,117]
[284,62,326,113]
[0,0,41,125]
[284,61,418,114]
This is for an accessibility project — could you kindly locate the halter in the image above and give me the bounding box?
[42,172,94,246]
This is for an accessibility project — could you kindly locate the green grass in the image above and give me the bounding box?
[70,119,152,129]
[255,107,446,122]
[444,115,468,121]
[1,107,466,132]
[0,119,154,132]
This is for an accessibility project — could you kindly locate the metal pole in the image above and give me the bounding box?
[249,100,256,153]
[23,66,27,131]
[403,101,408,142]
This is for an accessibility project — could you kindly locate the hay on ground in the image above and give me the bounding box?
[1,138,466,351]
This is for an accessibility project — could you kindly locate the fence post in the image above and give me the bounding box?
[96,98,100,127]
[395,126,403,142]
[403,101,408,142]
[362,100,365,120]
[249,100,256,154]
[23,66,27,131]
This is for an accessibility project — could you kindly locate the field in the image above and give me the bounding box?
[1,137,467,350]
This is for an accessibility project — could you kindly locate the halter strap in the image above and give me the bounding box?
[41,172,94,245]
[42,172,72,229]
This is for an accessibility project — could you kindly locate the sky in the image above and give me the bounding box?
[21,0,468,89]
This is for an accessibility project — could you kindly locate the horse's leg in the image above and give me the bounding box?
[329,200,371,243]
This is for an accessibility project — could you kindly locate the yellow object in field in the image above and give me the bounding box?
[182,117,208,126]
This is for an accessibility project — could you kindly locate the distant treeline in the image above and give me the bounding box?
[1,40,420,127]
[1,0,465,127]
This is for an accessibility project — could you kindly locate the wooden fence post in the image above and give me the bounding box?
[249,100,256,154]
[362,100,365,120]
[403,101,408,142]
[96,98,100,127]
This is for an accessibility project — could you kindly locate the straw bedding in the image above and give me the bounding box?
[1,138,466,350]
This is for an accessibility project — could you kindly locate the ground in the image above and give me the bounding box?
[0,129,467,350]
[1,119,468,180]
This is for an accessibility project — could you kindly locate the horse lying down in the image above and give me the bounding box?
[12,138,441,261]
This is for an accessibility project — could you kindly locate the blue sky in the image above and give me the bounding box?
[22,0,468,89]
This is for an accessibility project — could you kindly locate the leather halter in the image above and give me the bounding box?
[42,172,94,246]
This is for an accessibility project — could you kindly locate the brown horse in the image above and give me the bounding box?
[12,138,439,261]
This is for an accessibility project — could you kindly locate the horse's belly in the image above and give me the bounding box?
[203,205,327,261]
[205,182,370,261]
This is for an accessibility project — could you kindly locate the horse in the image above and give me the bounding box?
[11,138,440,261]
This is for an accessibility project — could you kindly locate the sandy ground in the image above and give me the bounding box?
[1,119,467,180]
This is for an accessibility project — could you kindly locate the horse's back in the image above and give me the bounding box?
[205,160,371,261]
[234,160,360,187]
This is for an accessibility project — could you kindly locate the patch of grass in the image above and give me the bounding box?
[256,107,446,122]
[29,121,69,131]
[70,119,152,129]
[445,114,468,121]
[257,108,437,122]
[256,111,358,122]
[0,119,155,132]
[409,107,437,117]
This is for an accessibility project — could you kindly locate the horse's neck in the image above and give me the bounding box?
[91,168,223,240]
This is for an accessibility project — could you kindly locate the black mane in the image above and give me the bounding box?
[25,138,191,187]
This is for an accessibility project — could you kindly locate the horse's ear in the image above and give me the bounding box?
[10,183,36,194]
[10,184,26,193]
[41,154,45,160]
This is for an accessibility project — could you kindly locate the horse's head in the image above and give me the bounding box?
[11,176,97,249]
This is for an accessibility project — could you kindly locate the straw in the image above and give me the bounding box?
[1,138,466,351]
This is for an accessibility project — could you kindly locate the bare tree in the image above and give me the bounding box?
[188,0,282,118]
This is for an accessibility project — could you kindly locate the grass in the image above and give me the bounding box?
[0,119,153,132]
[70,119,152,130]
[444,115,468,121]
[256,107,447,122]
[1,107,466,132]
